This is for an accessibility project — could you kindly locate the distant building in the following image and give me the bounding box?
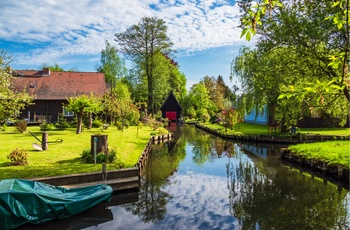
[11,68,106,123]
[159,91,183,123]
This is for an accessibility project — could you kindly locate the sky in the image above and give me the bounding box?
[0,0,252,89]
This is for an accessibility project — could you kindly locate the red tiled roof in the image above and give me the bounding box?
[11,70,106,100]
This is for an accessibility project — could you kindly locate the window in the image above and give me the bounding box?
[63,108,74,117]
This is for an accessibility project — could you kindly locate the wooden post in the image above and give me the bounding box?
[91,134,108,156]
[42,132,48,150]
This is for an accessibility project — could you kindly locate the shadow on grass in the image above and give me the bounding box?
[56,158,81,164]
[0,162,10,167]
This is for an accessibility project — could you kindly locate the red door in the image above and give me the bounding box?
[166,111,177,121]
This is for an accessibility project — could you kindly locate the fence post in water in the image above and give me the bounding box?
[42,132,48,150]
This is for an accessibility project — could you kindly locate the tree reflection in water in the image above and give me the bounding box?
[120,126,349,229]
[227,159,350,229]
[122,137,186,223]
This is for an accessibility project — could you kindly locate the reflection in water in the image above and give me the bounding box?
[23,126,350,229]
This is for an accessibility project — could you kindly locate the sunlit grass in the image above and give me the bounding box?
[288,141,350,167]
[0,125,154,179]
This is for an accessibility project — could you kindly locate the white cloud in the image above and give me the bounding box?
[0,0,243,66]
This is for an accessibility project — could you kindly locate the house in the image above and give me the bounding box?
[244,105,269,125]
[10,68,106,123]
[159,91,183,123]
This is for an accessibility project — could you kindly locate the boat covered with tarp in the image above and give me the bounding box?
[0,178,113,229]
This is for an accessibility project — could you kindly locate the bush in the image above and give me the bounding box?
[92,118,103,128]
[81,149,93,163]
[7,148,28,165]
[107,148,117,163]
[55,116,69,130]
[81,149,117,163]
[1,123,7,132]
[40,120,53,131]
[97,153,107,163]
[15,120,27,133]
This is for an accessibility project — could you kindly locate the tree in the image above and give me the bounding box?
[185,83,215,121]
[65,94,101,134]
[0,50,32,125]
[40,63,77,72]
[235,0,350,127]
[96,40,127,85]
[115,17,173,115]
[200,76,226,111]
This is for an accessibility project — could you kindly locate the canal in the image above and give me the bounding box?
[23,125,350,229]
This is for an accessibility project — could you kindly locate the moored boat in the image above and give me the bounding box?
[0,178,113,229]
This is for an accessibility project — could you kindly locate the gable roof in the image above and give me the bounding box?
[11,70,106,100]
[160,91,183,111]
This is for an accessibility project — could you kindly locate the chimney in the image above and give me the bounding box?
[42,67,51,76]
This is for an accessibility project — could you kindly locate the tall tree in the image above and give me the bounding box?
[96,40,127,85]
[0,50,32,125]
[115,17,173,115]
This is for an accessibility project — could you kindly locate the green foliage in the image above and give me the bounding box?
[222,108,239,130]
[151,126,169,136]
[7,148,28,166]
[55,115,69,130]
[115,17,176,115]
[237,0,350,110]
[96,153,107,163]
[0,50,32,125]
[65,94,101,134]
[40,120,53,131]
[1,123,7,131]
[96,40,127,84]
[81,148,117,164]
[15,119,27,133]
[187,106,196,119]
[80,149,93,163]
[92,118,103,128]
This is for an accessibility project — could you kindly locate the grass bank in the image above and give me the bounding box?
[195,121,350,136]
[195,121,349,168]
[288,141,350,167]
[0,125,154,179]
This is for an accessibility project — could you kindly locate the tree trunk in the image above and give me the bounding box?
[90,134,108,156]
[76,110,83,134]
[88,112,92,129]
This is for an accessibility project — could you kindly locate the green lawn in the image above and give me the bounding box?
[288,141,350,167]
[0,125,154,179]
[300,127,350,136]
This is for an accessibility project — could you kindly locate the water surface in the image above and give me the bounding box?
[22,125,350,229]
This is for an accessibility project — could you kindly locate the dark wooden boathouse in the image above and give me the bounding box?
[159,92,183,123]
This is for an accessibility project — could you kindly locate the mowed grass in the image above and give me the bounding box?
[0,125,154,180]
[288,141,350,167]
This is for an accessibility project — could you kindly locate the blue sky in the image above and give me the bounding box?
[0,0,252,89]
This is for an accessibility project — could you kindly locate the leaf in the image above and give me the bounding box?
[246,31,251,41]
[240,28,248,39]
[330,84,343,90]
[277,94,287,100]
[303,87,316,92]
